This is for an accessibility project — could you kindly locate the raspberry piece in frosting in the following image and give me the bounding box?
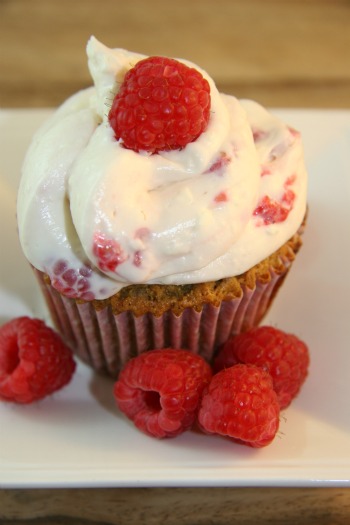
[254,175,296,226]
[254,195,290,225]
[49,259,95,301]
[108,56,211,153]
[93,232,128,273]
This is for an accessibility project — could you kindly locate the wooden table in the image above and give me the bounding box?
[1,0,350,109]
[1,1,350,523]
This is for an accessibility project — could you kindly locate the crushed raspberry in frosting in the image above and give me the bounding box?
[49,259,95,301]
[92,232,128,273]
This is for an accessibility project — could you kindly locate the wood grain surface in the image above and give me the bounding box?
[1,487,350,525]
[1,0,350,108]
[1,0,350,523]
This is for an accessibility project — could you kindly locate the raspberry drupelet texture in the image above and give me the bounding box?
[108,56,211,153]
[214,326,310,409]
[49,258,95,301]
[198,364,280,447]
[93,231,127,273]
[113,348,212,438]
[0,317,76,403]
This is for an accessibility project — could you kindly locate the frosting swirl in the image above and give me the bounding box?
[17,37,307,300]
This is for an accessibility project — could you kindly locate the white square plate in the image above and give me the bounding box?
[0,108,350,488]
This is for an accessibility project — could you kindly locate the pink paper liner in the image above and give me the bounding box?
[34,263,288,378]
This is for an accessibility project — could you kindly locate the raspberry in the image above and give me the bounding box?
[253,195,289,224]
[0,317,76,404]
[254,177,296,225]
[214,326,309,409]
[108,56,211,153]
[205,151,231,174]
[113,349,212,438]
[198,364,280,448]
[49,258,95,301]
[92,232,127,273]
[252,128,268,142]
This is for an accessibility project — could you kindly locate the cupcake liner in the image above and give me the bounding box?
[34,254,292,378]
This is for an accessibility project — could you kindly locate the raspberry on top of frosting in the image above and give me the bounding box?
[17,37,307,301]
[108,55,211,153]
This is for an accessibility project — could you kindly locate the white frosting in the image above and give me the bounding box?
[17,37,307,300]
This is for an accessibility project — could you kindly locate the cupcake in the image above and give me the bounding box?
[17,37,307,378]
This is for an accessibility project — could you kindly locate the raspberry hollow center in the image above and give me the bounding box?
[3,338,20,374]
[143,390,161,411]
